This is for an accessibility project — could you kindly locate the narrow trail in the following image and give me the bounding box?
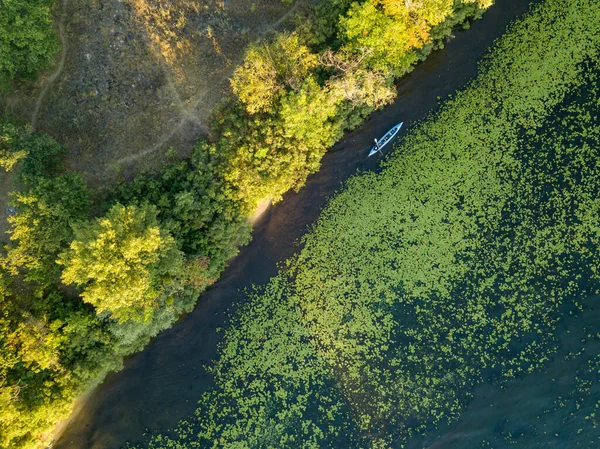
[31,0,69,128]
[114,0,303,166]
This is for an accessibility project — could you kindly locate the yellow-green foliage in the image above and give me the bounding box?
[230,34,318,115]
[0,122,64,176]
[222,76,343,207]
[220,0,495,210]
[4,175,90,284]
[0,135,203,449]
[0,125,251,449]
[340,0,492,75]
[0,122,28,171]
[59,203,184,323]
[139,0,600,447]
[0,277,84,449]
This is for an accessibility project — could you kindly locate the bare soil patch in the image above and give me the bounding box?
[0,0,300,204]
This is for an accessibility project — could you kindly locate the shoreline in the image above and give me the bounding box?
[54,0,540,447]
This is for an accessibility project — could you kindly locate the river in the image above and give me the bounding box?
[404,295,600,449]
[54,0,541,447]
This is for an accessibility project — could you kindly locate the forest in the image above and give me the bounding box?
[133,0,600,446]
[1,1,495,448]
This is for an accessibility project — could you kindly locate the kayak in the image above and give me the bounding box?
[368,122,403,157]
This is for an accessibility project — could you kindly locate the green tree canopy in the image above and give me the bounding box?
[58,203,184,323]
[5,174,90,284]
[0,121,64,177]
[0,0,58,87]
[0,122,28,171]
[230,33,318,114]
[339,0,492,75]
[221,77,343,207]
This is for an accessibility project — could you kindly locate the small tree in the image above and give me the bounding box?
[58,203,184,322]
[0,121,64,177]
[0,148,26,172]
[0,122,27,171]
[0,0,59,87]
[230,33,318,114]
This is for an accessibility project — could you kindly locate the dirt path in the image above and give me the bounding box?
[115,0,303,166]
[31,0,69,128]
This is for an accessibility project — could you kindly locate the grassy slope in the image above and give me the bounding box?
[138,0,600,447]
[0,0,299,208]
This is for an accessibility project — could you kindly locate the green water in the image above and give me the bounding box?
[403,62,600,449]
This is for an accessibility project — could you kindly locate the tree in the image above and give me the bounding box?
[58,203,184,323]
[5,174,90,283]
[320,48,396,110]
[0,0,59,87]
[0,122,28,171]
[339,0,466,75]
[220,76,344,207]
[279,77,341,153]
[0,121,64,177]
[230,33,318,114]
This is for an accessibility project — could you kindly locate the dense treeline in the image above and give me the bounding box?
[0,128,232,448]
[0,1,494,448]
[139,0,600,446]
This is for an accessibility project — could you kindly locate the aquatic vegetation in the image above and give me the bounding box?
[136,0,600,447]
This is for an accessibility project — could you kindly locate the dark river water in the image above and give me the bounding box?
[54,1,552,447]
[403,294,600,449]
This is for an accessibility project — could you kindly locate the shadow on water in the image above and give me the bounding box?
[54,0,540,447]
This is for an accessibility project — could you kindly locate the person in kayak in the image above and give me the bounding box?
[368,123,403,157]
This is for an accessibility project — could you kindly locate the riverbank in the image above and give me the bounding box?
[1,2,503,448]
[53,1,540,447]
[131,0,600,444]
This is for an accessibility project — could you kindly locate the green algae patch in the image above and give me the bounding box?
[137,0,600,447]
